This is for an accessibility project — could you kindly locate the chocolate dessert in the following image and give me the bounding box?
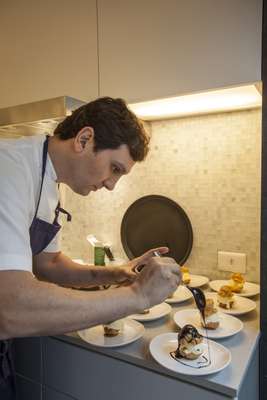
[175,324,204,360]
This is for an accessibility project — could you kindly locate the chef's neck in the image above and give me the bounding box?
[47,135,75,185]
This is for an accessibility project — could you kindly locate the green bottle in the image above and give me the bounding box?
[94,242,105,266]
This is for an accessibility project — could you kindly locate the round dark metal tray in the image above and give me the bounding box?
[120,195,193,265]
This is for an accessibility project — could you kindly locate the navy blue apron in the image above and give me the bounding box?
[0,136,71,399]
[29,136,71,254]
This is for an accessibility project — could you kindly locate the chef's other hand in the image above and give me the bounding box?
[131,256,181,309]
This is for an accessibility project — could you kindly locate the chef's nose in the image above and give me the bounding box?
[104,176,120,191]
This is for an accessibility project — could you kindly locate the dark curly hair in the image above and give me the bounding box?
[54,97,150,162]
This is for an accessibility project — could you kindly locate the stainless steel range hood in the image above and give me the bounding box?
[0,96,85,137]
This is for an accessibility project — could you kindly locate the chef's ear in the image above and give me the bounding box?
[74,127,94,152]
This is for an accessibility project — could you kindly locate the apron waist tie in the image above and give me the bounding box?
[54,206,72,223]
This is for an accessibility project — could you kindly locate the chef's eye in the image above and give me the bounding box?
[112,165,121,175]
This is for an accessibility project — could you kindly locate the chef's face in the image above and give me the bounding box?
[70,127,135,196]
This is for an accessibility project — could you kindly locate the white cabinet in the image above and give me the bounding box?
[0,1,262,108]
[0,0,99,108]
[98,0,262,103]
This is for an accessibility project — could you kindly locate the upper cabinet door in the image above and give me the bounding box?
[98,0,262,103]
[0,0,98,108]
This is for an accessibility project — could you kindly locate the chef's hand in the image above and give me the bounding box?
[109,247,170,285]
[128,246,169,273]
[131,256,181,308]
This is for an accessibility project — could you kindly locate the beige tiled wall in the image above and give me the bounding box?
[61,109,261,283]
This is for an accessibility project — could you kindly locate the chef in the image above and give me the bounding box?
[0,97,181,399]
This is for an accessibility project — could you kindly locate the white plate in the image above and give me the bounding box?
[187,275,210,288]
[72,259,86,265]
[128,302,172,321]
[205,292,256,316]
[77,319,144,348]
[209,280,260,298]
[149,333,231,376]
[165,286,193,304]
[173,309,243,339]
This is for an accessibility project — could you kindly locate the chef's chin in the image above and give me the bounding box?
[72,186,91,196]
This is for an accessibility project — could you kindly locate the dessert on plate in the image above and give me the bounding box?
[181,266,191,285]
[200,298,220,329]
[217,285,235,309]
[229,273,245,293]
[174,324,204,360]
[103,319,124,337]
[140,309,150,314]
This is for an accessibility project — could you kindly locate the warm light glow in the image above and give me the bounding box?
[129,85,262,121]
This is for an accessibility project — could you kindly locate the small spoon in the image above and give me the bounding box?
[152,251,206,314]
[187,286,206,318]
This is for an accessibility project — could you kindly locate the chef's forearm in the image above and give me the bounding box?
[34,252,116,287]
[0,271,144,340]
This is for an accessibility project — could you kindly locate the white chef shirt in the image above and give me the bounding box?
[0,134,61,272]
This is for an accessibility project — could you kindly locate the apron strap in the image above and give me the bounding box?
[53,202,72,224]
[32,136,72,229]
[33,135,49,221]
[55,184,72,222]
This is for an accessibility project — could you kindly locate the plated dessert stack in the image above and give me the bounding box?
[200,298,220,329]
[181,266,191,285]
[103,319,124,337]
[217,285,235,309]
[140,308,150,314]
[174,324,204,360]
[229,273,245,293]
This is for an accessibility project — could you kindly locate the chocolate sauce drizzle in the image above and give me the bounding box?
[171,288,212,369]
[170,351,209,369]
[151,251,211,368]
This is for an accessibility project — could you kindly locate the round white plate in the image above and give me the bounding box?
[149,333,231,376]
[173,309,243,339]
[187,275,210,288]
[205,292,256,316]
[128,302,172,321]
[77,319,144,348]
[72,259,86,265]
[165,286,193,304]
[209,280,260,298]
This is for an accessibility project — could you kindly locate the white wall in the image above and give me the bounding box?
[61,108,261,283]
